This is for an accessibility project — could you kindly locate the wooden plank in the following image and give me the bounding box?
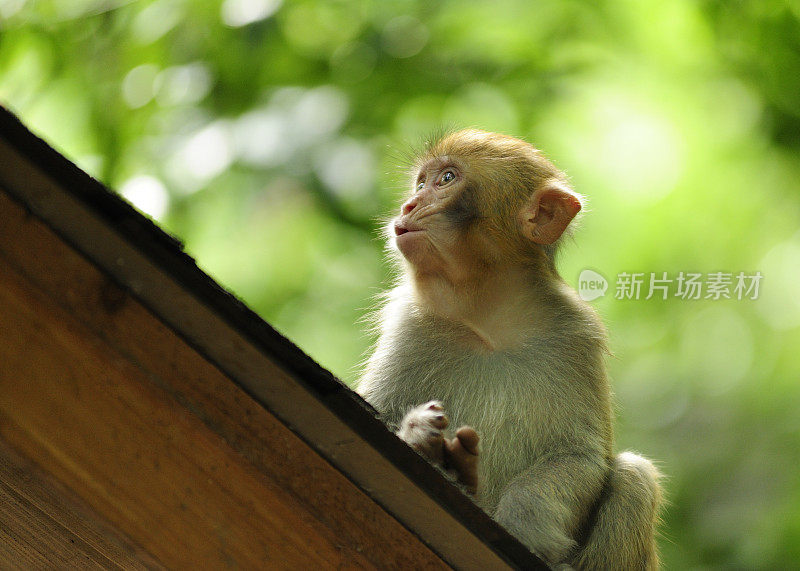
[0,190,449,569]
[0,439,160,570]
[0,247,381,569]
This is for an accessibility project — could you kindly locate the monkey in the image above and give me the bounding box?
[357,129,663,569]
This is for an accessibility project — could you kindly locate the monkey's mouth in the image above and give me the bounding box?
[394,222,422,237]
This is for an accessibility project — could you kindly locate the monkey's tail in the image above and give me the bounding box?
[570,452,663,571]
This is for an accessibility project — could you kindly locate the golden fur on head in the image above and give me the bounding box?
[420,129,569,193]
[414,129,583,262]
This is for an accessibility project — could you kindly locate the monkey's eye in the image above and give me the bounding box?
[438,170,456,186]
[416,180,424,191]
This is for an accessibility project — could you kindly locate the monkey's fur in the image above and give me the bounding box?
[358,130,662,569]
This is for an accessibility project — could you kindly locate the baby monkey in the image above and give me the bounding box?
[358,130,662,569]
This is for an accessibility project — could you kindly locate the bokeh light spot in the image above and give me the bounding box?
[122,64,159,109]
[382,16,429,58]
[221,0,282,27]
[120,175,170,220]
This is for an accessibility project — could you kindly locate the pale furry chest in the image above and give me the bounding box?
[363,343,550,510]
[368,337,549,427]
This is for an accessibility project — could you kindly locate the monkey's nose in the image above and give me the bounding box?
[401,199,417,215]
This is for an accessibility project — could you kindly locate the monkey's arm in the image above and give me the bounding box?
[494,452,607,564]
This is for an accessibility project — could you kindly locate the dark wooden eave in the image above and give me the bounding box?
[0,104,547,570]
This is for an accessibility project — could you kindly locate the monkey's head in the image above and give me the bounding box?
[391,129,582,282]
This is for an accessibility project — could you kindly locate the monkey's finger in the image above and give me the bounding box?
[430,413,449,430]
[454,426,480,455]
[445,434,479,494]
[415,401,449,429]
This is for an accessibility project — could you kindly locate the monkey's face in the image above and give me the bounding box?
[391,130,583,284]
[392,155,488,279]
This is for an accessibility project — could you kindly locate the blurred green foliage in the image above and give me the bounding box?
[2,0,800,567]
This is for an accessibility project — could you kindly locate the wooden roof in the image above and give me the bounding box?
[0,105,546,569]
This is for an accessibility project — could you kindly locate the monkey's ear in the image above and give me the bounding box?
[520,182,582,245]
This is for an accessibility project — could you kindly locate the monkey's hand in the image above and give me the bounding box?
[397,401,480,495]
[397,401,449,464]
